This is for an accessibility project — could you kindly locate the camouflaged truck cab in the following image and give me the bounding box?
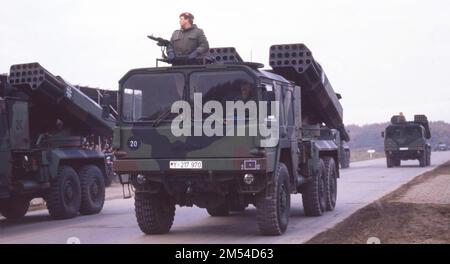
[113,44,347,235]
[382,114,431,168]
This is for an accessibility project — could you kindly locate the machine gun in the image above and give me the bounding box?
[147,35,217,66]
[147,35,171,47]
[147,35,172,61]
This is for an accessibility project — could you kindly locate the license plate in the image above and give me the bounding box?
[170,161,203,169]
[399,147,409,151]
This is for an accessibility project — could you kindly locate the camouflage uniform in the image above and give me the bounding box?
[169,24,209,57]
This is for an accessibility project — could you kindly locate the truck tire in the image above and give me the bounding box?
[206,201,230,216]
[302,159,327,216]
[78,165,105,215]
[0,197,30,220]
[256,162,290,236]
[386,157,394,168]
[341,151,350,169]
[134,191,175,234]
[323,157,337,211]
[419,152,426,167]
[46,165,81,219]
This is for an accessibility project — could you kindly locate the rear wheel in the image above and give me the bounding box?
[0,197,30,220]
[46,166,81,219]
[323,157,337,211]
[78,165,105,215]
[302,159,327,216]
[341,150,350,169]
[135,191,175,234]
[256,162,291,235]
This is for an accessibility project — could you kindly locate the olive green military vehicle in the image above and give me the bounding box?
[110,43,348,235]
[382,114,431,168]
[0,64,115,220]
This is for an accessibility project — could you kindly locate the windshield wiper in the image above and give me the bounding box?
[152,107,172,127]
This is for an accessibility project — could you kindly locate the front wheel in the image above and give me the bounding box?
[386,157,394,168]
[256,162,291,236]
[135,191,175,234]
[419,152,426,167]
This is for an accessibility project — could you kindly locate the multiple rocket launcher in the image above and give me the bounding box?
[269,44,349,141]
[4,43,348,142]
[8,63,115,137]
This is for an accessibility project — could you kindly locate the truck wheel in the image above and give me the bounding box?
[341,151,350,169]
[323,157,337,211]
[206,201,230,216]
[79,165,105,215]
[46,165,81,219]
[134,191,175,234]
[386,157,394,168]
[302,159,327,216]
[0,197,30,220]
[256,162,290,235]
[419,153,426,167]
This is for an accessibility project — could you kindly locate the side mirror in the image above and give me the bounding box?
[336,93,342,100]
[381,131,385,138]
[101,94,112,119]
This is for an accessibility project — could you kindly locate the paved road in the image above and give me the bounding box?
[1,152,450,244]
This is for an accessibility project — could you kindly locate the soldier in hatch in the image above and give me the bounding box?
[167,12,210,62]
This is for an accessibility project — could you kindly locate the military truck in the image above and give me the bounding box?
[382,114,431,168]
[435,143,447,152]
[0,63,115,220]
[109,43,347,235]
[319,128,350,169]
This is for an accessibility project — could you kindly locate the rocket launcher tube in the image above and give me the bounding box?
[269,44,349,142]
[8,63,115,137]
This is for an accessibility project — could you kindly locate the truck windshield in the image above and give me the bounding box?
[121,73,185,122]
[190,70,256,119]
[386,126,422,138]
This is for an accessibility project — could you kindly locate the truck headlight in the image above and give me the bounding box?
[136,174,146,185]
[244,174,255,185]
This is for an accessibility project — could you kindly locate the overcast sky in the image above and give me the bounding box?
[1,0,449,125]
